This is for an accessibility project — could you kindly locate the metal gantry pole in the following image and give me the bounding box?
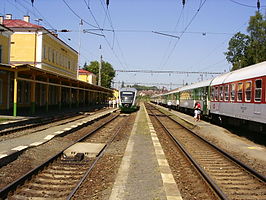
[98,54,102,86]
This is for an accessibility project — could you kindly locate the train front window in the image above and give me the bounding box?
[237,82,243,101]
[245,81,252,102]
[255,79,262,102]
[121,92,134,101]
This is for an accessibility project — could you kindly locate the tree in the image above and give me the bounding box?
[247,11,266,64]
[225,11,266,71]
[224,32,250,70]
[83,61,115,88]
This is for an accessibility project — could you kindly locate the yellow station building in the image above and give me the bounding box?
[0,20,13,111]
[4,14,78,79]
[0,14,111,116]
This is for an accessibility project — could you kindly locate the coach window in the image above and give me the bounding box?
[255,79,262,102]
[224,84,229,101]
[211,87,215,101]
[215,86,218,101]
[230,84,235,101]
[237,82,243,101]
[245,81,252,102]
[219,86,224,101]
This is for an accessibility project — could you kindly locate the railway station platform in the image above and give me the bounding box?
[0,108,118,166]
[153,103,266,169]
[109,103,182,200]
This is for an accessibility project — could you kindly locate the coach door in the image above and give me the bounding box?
[201,87,208,115]
[253,79,265,123]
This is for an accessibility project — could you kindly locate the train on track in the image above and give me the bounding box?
[119,88,139,113]
[151,61,266,132]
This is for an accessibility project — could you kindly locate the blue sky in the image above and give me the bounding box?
[1,0,265,89]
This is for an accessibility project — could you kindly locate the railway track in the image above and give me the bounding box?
[145,103,266,200]
[0,113,128,199]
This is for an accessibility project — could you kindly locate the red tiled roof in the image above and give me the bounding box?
[79,69,93,74]
[3,19,42,28]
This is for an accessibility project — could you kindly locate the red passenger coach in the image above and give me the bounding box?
[210,62,266,131]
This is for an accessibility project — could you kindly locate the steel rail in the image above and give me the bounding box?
[146,103,229,200]
[67,114,129,199]
[0,114,119,199]
[149,103,266,183]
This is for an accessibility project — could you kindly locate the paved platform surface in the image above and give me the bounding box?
[0,108,118,160]
[155,103,266,164]
[109,103,182,200]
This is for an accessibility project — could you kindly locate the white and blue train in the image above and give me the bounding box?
[119,88,139,113]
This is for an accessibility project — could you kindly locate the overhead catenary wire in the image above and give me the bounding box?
[62,0,99,28]
[160,5,184,66]
[229,0,266,8]
[13,0,75,46]
[115,69,223,75]
[80,0,127,70]
[99,0,129,69]
[194,21,248,72]
[8,0,97,66]
[162,0,208,68]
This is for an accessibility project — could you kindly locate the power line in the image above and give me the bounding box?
[115,69,223,75]
[99,0,129,69]
[8,0,96,66]
[229,0,266,8]
[195,21,248,72]
[162,0,208,67]
[81,0,127,70]
[50,28,235,36]
[160,6,184,66]
[62,0,98,28]
[113,81,183,87]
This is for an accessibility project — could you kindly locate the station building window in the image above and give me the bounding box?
[52,50,55,63]
[255,79,262,102]
[48,47,51,62]
[224,84,229,101]
[219,86,224,101]
[230,84,235,101]
[43,46,46,59]
[237,82,243,101]
[245,81,252,102]
[0,79,3,104]
[0,45,3,63]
